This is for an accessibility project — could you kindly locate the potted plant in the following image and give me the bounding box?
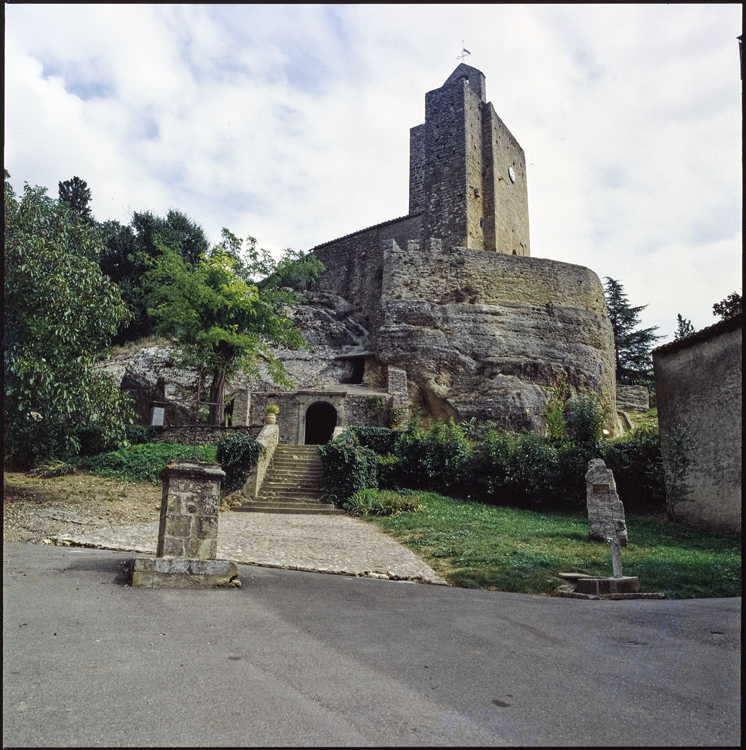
[264,403,280,424]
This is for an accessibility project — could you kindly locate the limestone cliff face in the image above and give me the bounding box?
[302,235,618,433]
[371,241,617,429]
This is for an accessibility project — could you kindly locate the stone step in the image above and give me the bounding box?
[251,496,325,506]
[233,504,343,515]
[237,443,329,515]
[269,461,322,470]
[257,491,322,500]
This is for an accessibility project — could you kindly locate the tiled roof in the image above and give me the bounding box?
[309,213,422,252]
[652,312,742,356]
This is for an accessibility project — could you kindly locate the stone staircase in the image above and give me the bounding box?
[232,444,344,515]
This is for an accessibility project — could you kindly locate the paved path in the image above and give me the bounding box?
[50,512,447,584]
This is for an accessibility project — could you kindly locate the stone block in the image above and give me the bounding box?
[159,537,185,557]
[164,515,192,538]
[130,557,241,589]
[186,536,217,560]
[585,459,628,546]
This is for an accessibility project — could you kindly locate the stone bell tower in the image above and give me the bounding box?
[409,63,530,256]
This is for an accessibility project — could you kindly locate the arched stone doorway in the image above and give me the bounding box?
[304,401,338,445]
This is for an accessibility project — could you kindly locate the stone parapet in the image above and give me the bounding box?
[151,426,258,445]
[242,423,279,498]
[616,385,649,412]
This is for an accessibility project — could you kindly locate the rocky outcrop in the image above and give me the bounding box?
[98,242,618,436]
[306,238,618,433]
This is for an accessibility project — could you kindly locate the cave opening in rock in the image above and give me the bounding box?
[304,401,338,445]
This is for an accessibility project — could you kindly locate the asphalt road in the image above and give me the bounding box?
[3,542,741,747]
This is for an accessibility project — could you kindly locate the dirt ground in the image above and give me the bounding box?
[3,471,164,543]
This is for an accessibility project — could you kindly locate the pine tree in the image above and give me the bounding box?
[603,278,662,387]
[58,176,93,224]
[674,314,695,340]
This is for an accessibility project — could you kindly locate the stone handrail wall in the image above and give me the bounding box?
[241,423,279,498]
[152,425,259,445]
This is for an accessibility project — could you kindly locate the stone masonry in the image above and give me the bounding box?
[156,462,225,559]
[653,314,742,534]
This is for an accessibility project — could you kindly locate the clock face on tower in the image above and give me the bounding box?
[509,166,516,183]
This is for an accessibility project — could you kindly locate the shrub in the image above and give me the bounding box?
[29,458,80,478]
[511,432,561,508]
[86,442,218,484]
[319,431,379,507]
[542,375,571,440]
[216,432,265,495]
[394,419,471,493]
[471,429,518,499]
[564,393,608,446]
[602,424,665,513]
[349,426,398,455]
[344,488,422,517]
[124,424,154,446]
[554,442,601,509]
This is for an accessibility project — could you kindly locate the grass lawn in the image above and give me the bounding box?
[363,491,741,599]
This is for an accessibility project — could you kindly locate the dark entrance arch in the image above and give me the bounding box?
[304,401,338,445]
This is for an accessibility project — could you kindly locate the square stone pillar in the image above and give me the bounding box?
[232,389,250,427]
[156,462,225,560]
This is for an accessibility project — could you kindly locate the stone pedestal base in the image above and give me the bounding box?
[575,575,639,595]
[130,557,241,589]
[554,573,664,600]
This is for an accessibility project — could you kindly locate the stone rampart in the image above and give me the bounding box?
[311,215,422,322]
[373,239,617,429]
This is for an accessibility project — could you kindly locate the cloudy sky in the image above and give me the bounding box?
[5,4,742,341]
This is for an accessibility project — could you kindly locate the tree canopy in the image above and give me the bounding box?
[603,278,662,388]
[713,291,742,320]
[4,172,132,467]
[98,209,211,343]
[144,229,324,425]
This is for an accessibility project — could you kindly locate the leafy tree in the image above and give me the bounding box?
[713,291,742,320]
[58,176,93,224]
[4,172,132,468]
[674,314,695,340]
[98,209,211,342]
[144,230,323,425]
[603,278,662,387]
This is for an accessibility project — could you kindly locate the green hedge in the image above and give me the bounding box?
[216,432,265,495]
[319,403,664,513]
[318,430,378,507]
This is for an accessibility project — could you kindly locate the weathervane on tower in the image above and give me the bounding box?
[456,42,471,63]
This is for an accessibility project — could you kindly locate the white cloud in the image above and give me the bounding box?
[4,3,741,340]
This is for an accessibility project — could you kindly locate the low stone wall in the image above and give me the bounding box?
[151,426,260,445]
[616,385,650,412]
[242,424,279,498]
